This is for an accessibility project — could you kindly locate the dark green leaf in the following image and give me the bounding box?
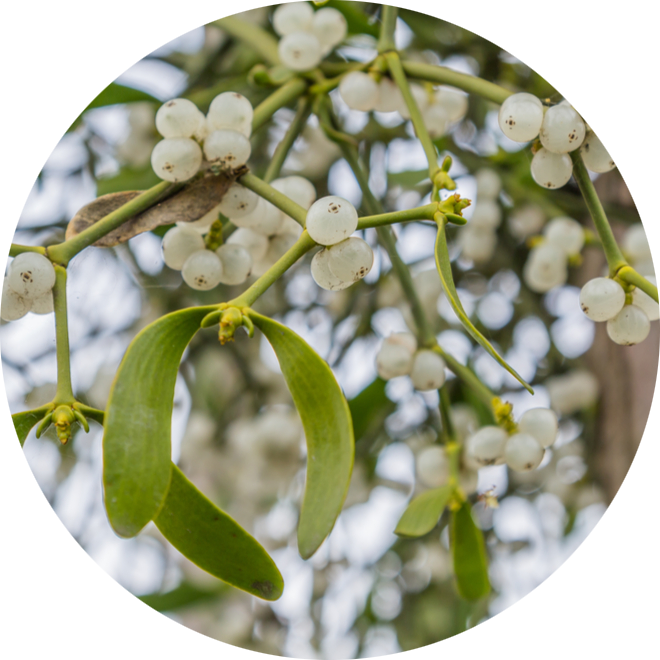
[249,311,354,560]
[103,306,215,538]
[395,485,454,537]
[154,465,283,601]
[348,377,395,442]
[12,406,51,447]
[450,501,490,601]
[138,581,226,612]
[85,83,159,111]
[96,166,161,196]
[434,223,532,393]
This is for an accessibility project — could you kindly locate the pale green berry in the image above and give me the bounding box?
[504,433,544,471]
[410,350,446,391]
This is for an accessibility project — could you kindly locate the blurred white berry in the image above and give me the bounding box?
[376,335,415,380]
[272,175,316,210]
[579,277,625,322]
[278,32,322,72]
[216,243,252,285]
[416,445,450,488]
[504,433,544,471]
[306,195,358,245]
[622,225,651,264]
[434,87,468,123]
[518,408,558,449]
[546,369,599,415]
[469,200,502,230]
[227,227,270,262]
[606,304,651,345]
[311,7,347,48]
[459,226,497,263]
[374,77,404,113]
[151,138,202,182]
[498,92,544,142]
[339,71,380,112]
[632,276,659,322]
[398,83,430,120]
[410,350,446,391]
[217,183,259,219]
[465,426,508,467]
[523,244,568,293]
[544,216,584,255]
[162,225,207,270]
[231,197,284,236]
[507,204,545,240]
[272,2,314,36]
[422,104,449,138]
[475,168,501,200]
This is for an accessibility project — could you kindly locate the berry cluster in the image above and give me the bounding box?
[1,253,56,322]
[522,216,585,293]
[498,94,614,189]
[465,407,558,473]
[151,92,253,183]
[579,276,658,346]
[375,332,447,391]
[273,2,347,72]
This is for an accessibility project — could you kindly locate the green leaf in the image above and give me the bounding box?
[139,581,226,612]
[348,377,395,443]
[12,406,51,447]
[326,1,380,37]
[85,83,159,111]
[103,306,215,538]
[387,169,430,189]
[450,501,490,601]
[154,465,283,601]
[249,311,354,560]
[96,165,161,196]
[395,485,454,537]
[434,223,533,393]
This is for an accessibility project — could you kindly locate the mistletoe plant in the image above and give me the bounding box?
[4,2,657,611]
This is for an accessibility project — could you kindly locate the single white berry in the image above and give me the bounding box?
[469,200,501,229]
[386,332,417,355]
[278,32,322,72]
[606,304,651,345]
[162,225,206,270]
[1,279,30,321]
[632,276,659,322]
[465,426,508,467]
[207,92,253,138]
[231,197,284,235]
[7,253,56,300]
[181,250,223,291]
[327,237,373,284]
[530,148,573,189]
[374,78,404,113]
[155,98,205,139]
[151,138,202,182]
[475,168,501,200]
[508,204,545,240]
[539,101,586,154]
[272,2,314,36]
[416,446,450,488]
[580,131,615,173]
[504,433,544,471]
[306,195,358,245]
[376,341,415,380]
[622,225,651,263]
[216,243,252,285]
[30,289,55,315]
[434,87,468,123]
[498,92,544,142]
[459,226,497,263]
[410,350,446,391]
[217,183,259,219]
[339,71,380,112]
[227,227,269,262]
[518,408,558,449]
[422,103,449,138]
[523,244,568,293]
[310,248,351,291]
[579,277,625,322]
[272,175,316,210]
[203,129,251,169]
[544,216,584,255]
[311,7,347,48]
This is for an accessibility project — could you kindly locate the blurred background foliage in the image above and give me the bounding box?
[2,2,657,657]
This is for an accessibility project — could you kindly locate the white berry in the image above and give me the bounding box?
[580,131,615,173]
[459,226,497,263]
[162,225,206,270]
[311,7,347,48]
[465,426,508,467]
[207,92,253,138]
[632,276,659,322]
[278,32,322,72]
[530,148,573,189]
[606,304,651,346]
[434,87,468,123]
[217,183,259,219]
[306,195,358,245]
[410,350,446,391]
[151,138,202,182]
[508,204,545,240]
[310,248,350,291]
[622,225,651,264]
[227,227,269,262]
[518,408,558,449]
[523,244,568,293]
[272,175,316,210]
[469,200,502,229]
[155,98,205,139]
[30,289,55,315]
[203,129,251,169]
[475,168,501,200]
[504,433,544,471]
[398,84,430,120]
[498,92,544,142]
[272,2,314,36]
[7,253,56,300]
[1,279,30,321]
[327,237,373,284]
[539,101,586,154]
[579,277,625,322]
[416,446,450,488]
[376,339,415,380]
[374,78,404,113]
[181,250,223,291]
[216,243,252,285]
[422,104,449,138]
[544,216,584,255]
[339,71,380,112]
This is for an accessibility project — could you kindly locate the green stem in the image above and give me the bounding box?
[377,5,398,53]
[52,265,75,405]
[357,204,438,229]
[386,51,439,179]
[9,244,46,257]
[239,172,307,226]
[401,61,512,105]
[264,96,312,183]
[252,77,308,132]
[47,181,174,266]
[438,386,455,443]
[617,266,659,303]
[228,232,316,308]
[570,151,627,276]
[309,61,372,95]
[214,15,280,66]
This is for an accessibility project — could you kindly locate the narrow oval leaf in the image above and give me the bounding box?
[85,83,159,111]
[249,311,354,560]
[450,501,491,601]
[12,406,51,447]
[154,464,283,601]
[395,485,454,537]
[435,223,533,393]
[103,306,215,538]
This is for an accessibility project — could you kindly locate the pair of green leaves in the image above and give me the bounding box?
[395,486,490,601]
[102,305,354,599]
[434,221,533,394]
